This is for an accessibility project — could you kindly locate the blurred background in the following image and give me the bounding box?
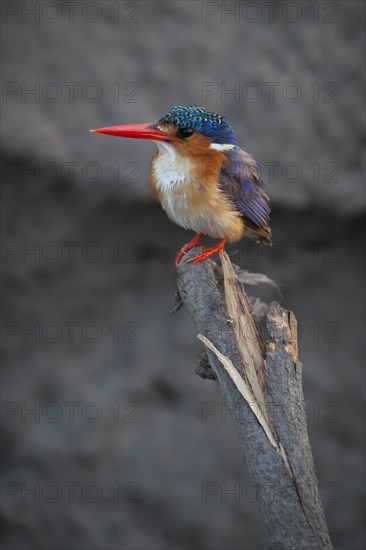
[1,1,365,549]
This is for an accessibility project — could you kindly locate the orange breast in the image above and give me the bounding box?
[150,135,245,241]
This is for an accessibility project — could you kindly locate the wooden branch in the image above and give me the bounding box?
[177,248,332,550]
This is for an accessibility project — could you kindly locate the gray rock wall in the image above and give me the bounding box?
[2,2,365,549]
[2,1,364,213]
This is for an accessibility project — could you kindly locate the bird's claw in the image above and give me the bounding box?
[187,239,228,265]
[175,233,203,268]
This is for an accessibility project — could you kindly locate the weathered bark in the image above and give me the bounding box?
[177,248,332,550]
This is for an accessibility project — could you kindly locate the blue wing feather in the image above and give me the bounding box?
[219,146,271,242]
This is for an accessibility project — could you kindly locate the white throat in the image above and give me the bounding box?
[152,141,195,193]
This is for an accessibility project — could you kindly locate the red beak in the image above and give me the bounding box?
[90,123,179,142]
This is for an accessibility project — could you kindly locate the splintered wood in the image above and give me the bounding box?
[198,251,292,478]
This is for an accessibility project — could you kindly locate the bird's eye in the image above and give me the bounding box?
[177,127,194,139]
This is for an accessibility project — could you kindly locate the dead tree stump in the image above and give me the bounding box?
[176,248,332,550]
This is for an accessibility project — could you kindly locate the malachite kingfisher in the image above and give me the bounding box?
[90,106,271,267]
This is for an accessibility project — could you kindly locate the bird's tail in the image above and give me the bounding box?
[246,221,272,245]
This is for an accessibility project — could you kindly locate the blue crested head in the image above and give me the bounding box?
[158,106,238,145]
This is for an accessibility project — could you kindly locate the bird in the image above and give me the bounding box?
[90,105,271,267]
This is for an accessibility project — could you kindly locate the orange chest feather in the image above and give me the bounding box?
[150,141,228,207]
[149,142,244,241]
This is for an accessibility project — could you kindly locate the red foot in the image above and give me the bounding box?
[175,233,203,268]
[187,238,228,265]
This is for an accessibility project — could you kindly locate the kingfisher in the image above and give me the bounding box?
[90,106,271,267]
